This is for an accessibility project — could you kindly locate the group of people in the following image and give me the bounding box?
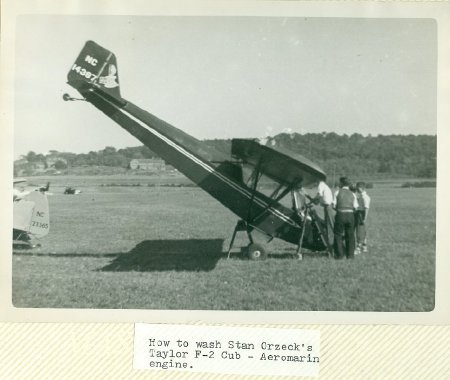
[294,176,371,259]
[332,177,371,259]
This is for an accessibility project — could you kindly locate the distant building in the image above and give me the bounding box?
[129,158,166,171]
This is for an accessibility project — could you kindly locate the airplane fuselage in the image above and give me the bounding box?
[81,88,315,247]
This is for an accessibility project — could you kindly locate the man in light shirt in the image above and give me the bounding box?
[355,182,371,254]
[332,177,358,259]
[291,183,309,221]
[314,180,334,252]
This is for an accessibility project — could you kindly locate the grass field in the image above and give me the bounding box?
[12,176,435,311]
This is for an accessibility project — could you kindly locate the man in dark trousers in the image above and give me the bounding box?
[332,177,358,259]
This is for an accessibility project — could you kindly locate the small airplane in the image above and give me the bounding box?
[64,41,332,259]
[13,179,50,248]
[64,186,82,195]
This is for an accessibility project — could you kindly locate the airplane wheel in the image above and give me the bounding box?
[247,243,267,261]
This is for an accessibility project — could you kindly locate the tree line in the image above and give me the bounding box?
[263,132,436,178]
[17,132,436,178]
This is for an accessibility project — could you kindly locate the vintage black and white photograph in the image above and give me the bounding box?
[10,15,437,312]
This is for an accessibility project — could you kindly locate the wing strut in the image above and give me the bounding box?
[227,170,304,258]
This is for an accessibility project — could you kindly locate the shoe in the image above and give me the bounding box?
[362,245,368,253]
[354,248,360,255]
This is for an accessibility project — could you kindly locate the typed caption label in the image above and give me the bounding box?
[133,323,320,377]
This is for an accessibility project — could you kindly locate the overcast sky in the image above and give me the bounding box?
[14,16,436,158]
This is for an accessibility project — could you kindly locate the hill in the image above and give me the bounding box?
[15,133,436,179]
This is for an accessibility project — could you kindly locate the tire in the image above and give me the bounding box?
[247,243,267,261]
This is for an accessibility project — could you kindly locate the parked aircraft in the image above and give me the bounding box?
[64,41,331,259]
[64,186,81,195]
[13,179,50,248]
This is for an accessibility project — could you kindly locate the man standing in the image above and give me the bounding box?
[291,184,312,259]
[332,177,358,259]
[355,182,371,254]
[314,180,334,253]
[291,184,308,219]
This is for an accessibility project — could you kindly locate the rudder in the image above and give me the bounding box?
[67,40,121,99]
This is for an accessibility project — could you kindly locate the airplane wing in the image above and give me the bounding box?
[13,178,27,185]
[231,139,326,188]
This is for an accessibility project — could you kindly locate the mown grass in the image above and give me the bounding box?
[12,178,435,311]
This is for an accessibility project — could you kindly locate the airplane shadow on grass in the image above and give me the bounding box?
[98,239,329,272]
[99,239,224,272]
[13,239,329,273]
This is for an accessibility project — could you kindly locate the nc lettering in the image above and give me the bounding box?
[84,55,98,66]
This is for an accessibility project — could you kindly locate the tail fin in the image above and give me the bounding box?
[67,40,121,99]
[13,191,50,238]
